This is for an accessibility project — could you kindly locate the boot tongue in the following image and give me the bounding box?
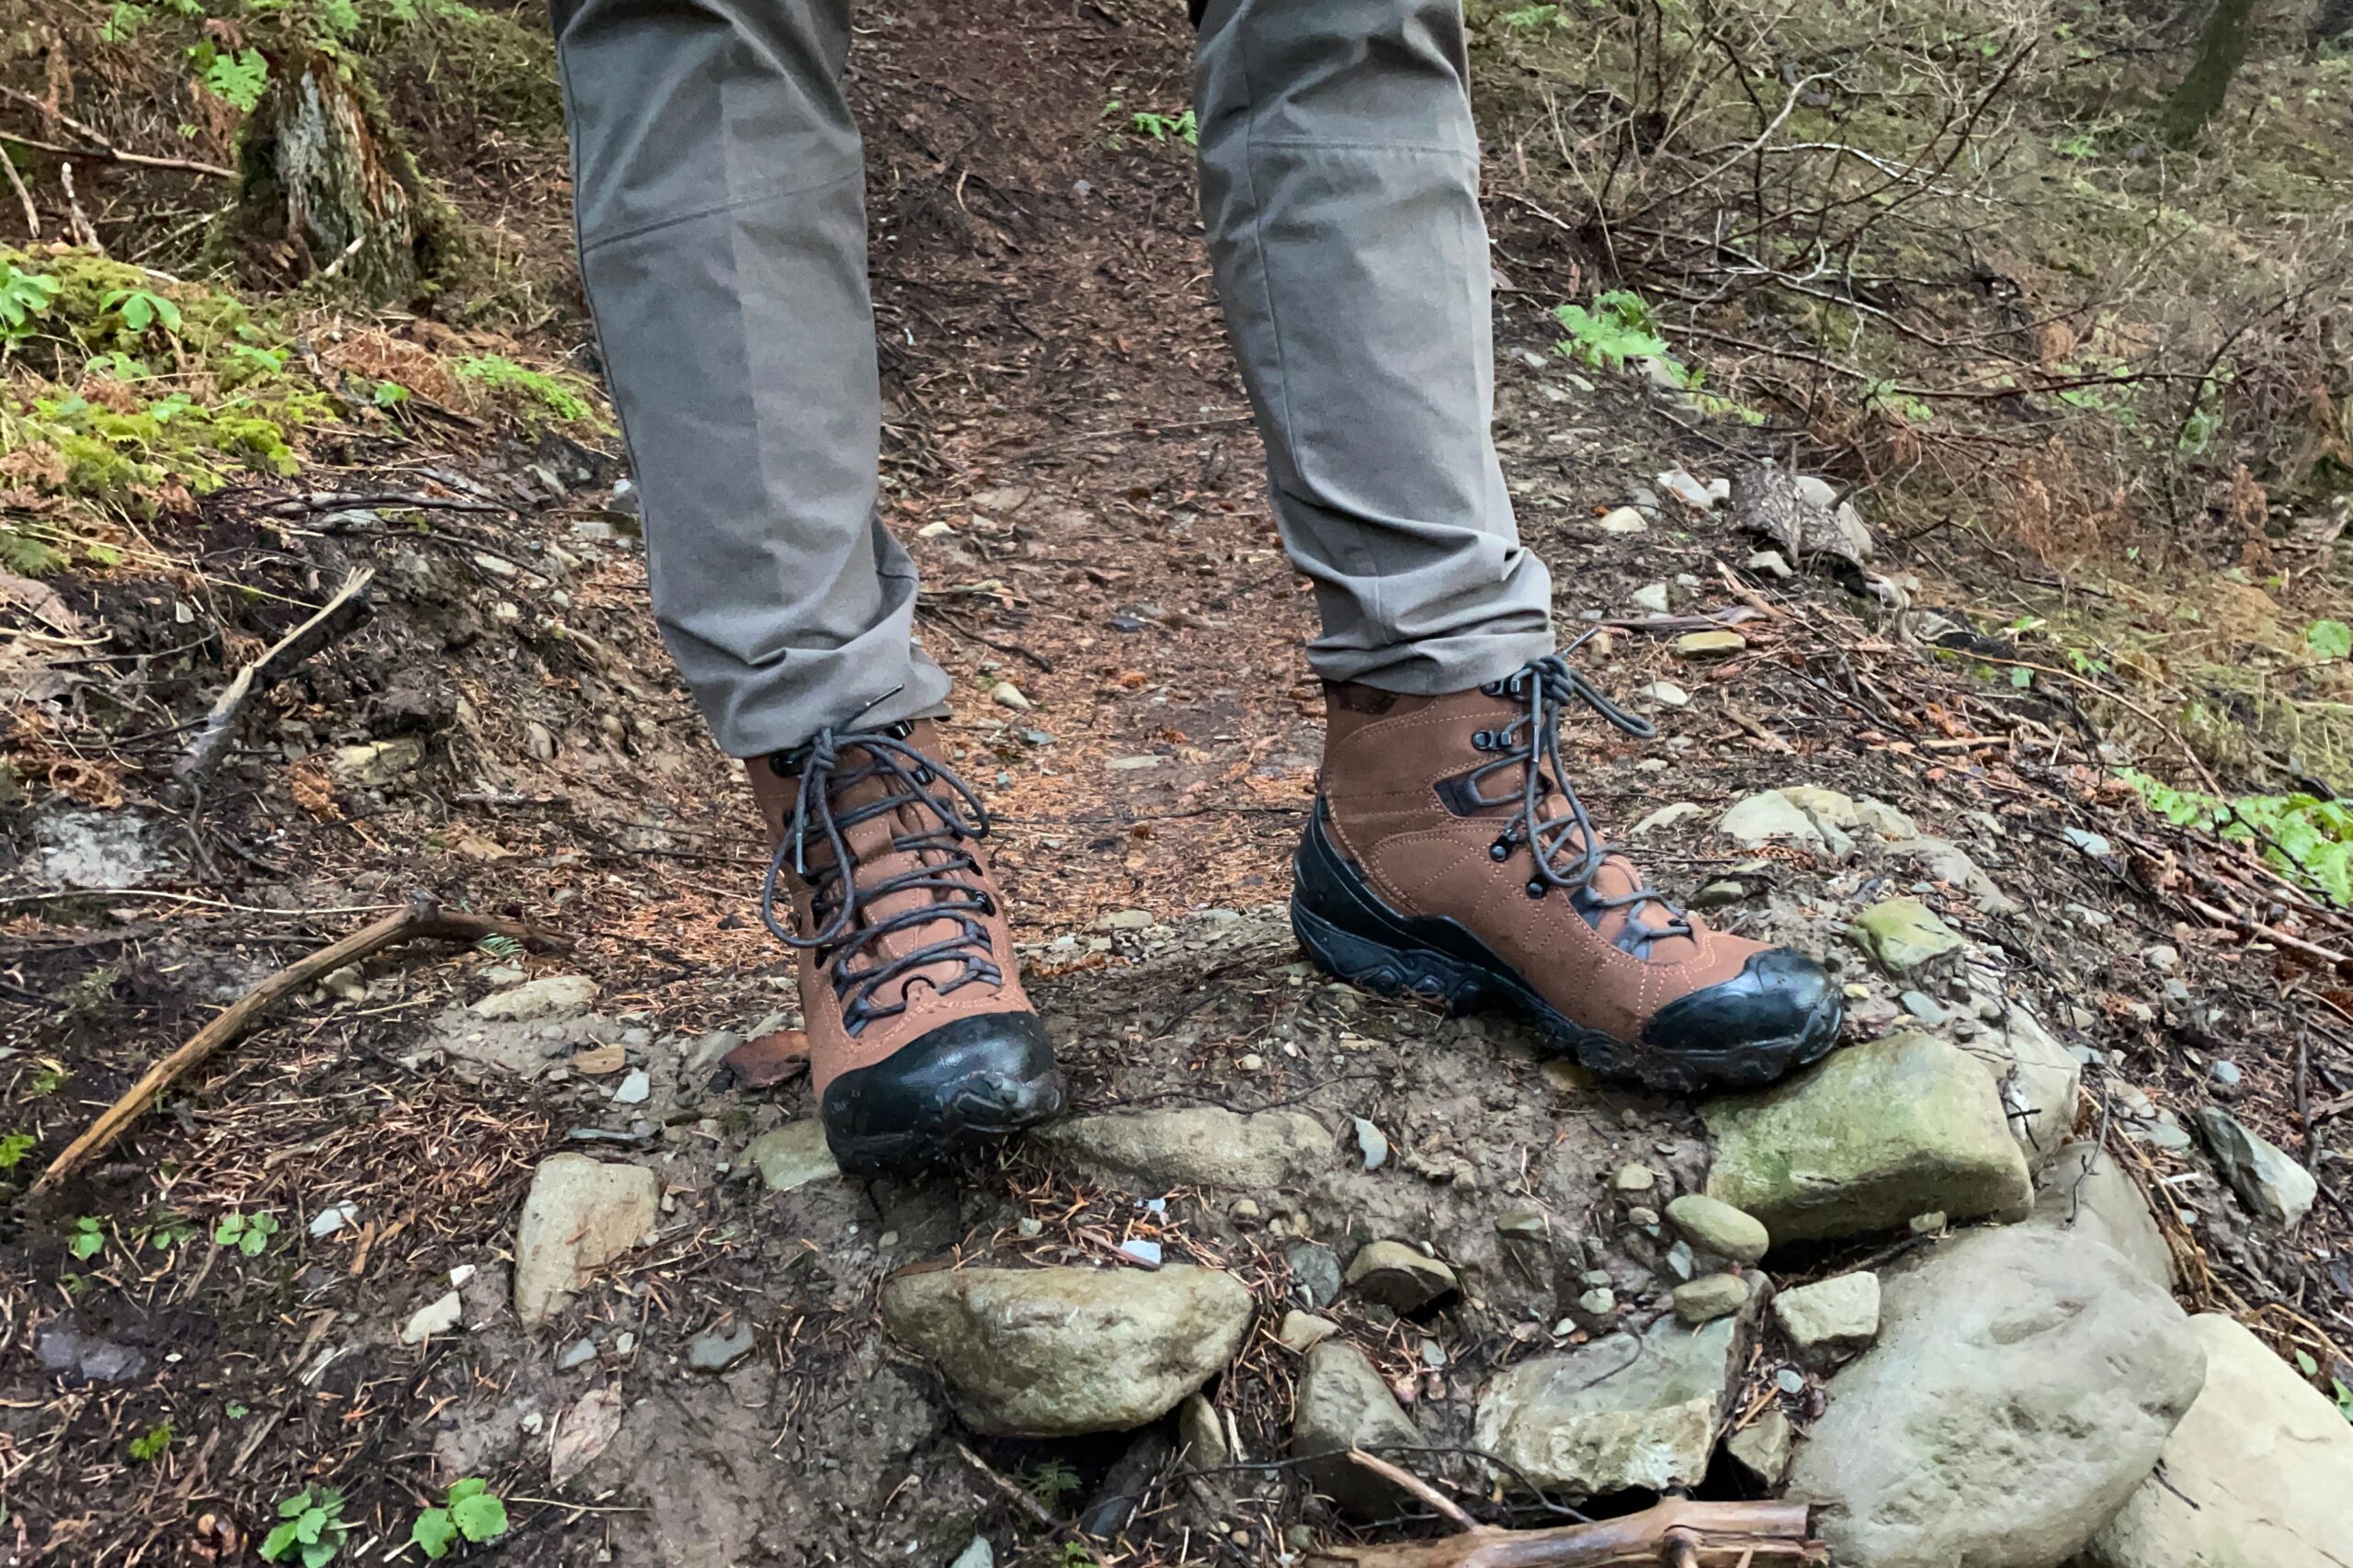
[1519,772,1699,963]
[808,752,979,1014]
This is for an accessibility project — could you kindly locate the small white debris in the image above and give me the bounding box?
[612,1068,652,1105]
[401,1291,464,1345]
[989,681,1031,710]
[1745,550,1793,580]
[1631,583,1673,616]
[309,1201,358,1239]
[1598,506,1648,534]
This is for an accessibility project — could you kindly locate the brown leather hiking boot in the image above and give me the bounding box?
[1293,647,1842,1092]
[748,718,1062,1174]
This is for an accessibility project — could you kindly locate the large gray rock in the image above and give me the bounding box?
[2032,1141,2174,1288]
[1787,1225,2203,1568]
[1475,1309,1749,1498]
[2197,1108,2317,1229]
[1665,1193,1769,1264]
[1848,897,1965,974]
[1970,1003,2081,1163]
[1703,1032,2032,1243]
[1292,1341,1422,1515]
[1718,790,1854,860]
[1029,1107,1334,1190]
[513,1154,660,1326]
[2084,1312,2353,1568]
[880,1266,1253,1437]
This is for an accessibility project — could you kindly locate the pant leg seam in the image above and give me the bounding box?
[580,166,863,256]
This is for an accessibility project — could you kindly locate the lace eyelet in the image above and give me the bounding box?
[1525,881,1547,899]
[1489,840,1511,862]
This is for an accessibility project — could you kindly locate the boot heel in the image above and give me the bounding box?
[1290,898,1488,1011]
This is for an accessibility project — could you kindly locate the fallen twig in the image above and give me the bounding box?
[176,567,374,787]
[0,85,238,178]
[1310,1470,1825,1567]
[29,891,561,1197]
[259,490,509,517]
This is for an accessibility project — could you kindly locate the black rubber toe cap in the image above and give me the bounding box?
[821,1011,1064,1175]
[1640,949,1844,1085]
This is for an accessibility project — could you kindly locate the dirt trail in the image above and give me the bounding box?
[3,1,2338,1563]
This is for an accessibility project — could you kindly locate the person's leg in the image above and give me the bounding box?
[1194,0,1554,696]
[553,0,1058,1170]
[1196,0,1844,1088]
[552,0,949,759]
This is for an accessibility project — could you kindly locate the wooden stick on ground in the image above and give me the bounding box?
[30,891,558,1198]
[1311,1456,1825,1568]
[176,567,374,787]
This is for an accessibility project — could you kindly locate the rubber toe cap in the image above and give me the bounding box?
[822,1011,1063,1174]
[1642,948,1843,1075]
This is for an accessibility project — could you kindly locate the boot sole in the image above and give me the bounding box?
[1290,808,1840,1094]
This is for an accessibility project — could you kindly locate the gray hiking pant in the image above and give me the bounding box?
[552,0,1554,758]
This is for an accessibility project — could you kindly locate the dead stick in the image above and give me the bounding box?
[1309,1497,1824,1568]
[176,568,373,786]
[1347,1449,1483,1534]
[1,141,36,237]
[0,85,237,178]
[30,891,557,1197]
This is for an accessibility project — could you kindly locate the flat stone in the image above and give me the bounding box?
[1672,1273,1749,1324]
[1631,583,1673,616]
[556,1337,597,1370]
[1665,1194,1769,1264]
[400,1290,464,1345]
[1726,1409,1796,1485]
[1576,1287,1617,1316]
[1657,468,1715,511]
[36,1325,146,1384]
[1610,1163,1656,1193]
[1288,1242,1343,1307]
[611,1068,651,1105]
[1030,1107,1335,1190]
[1344,1242,1459,1313]
[1771,1272,1880,1365]
[1293,1341,1422,1515]
[880,1265,1253,1437]
[1598,506,1648,533]
[1277,1311,1340,1352]
[1787,1225,2203,1568]
[1476,1309,1750,1498]
[513,1154,660,1326]
[1176,1392,1229,1468]
[1639,680,1690,709]
[1718,790,1853,860]
[1745,549,1792,579]
[1692,880,1747,908]
[2197,1108,2317,1228]
[1887,835,2019,915]
[2084,1312,2353,1568]
[686,1320,756,1372]
[2031,1141,2174,1288]
[1702,1032,2032,1244]
[331,735,425,785]
[1847,898,1964,974]
[1969,1001,2083,1163]
[1631,801,1702,835]
[472,974,597,1020]
[744,1120,840,1192]
[1673,630,1746,660]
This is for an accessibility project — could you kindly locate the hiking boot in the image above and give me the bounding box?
[749,717,1062,1174]
[1293,645,1843,1092]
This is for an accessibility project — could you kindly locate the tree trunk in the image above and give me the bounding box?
[220,51,445,302]
[2163,0,2257,147]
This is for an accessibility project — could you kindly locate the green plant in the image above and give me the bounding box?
[0,265,59,344]
[190,43,270,113]
[411,1477,510,1560]
[1553,290,1675,373]
[474,934,522,960]
[455,354,596,426]
[1130,108,1198,146]
[213,1210,280,1256]
[1499,3,1564,28]
[68,1217,106,1260]
[2120,769,2353,905]
[0,1131,34,1170]
[261,1485,350,1567]
[99,288,183,339]
[129,1422,174,1460]
[2307,619,2352,662]
[26,1061,68,1096]
[147,1216,201,1252]
[1027,1459,1083,1506]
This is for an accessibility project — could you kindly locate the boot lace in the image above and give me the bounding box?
[1467,636,1693,951]
[759,721,1004,1033]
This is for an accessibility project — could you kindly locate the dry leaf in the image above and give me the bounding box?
[722,1028,811,1088]
[550,1385,623,1486]
[571,1044,626,1075]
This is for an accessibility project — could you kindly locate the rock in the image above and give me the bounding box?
[611,1067,651,1105]
[879,1266,1253,1436]
[1972,1002,2083,1163]
[2198,1108,2316,1228]
[989,680,1030,710]
[1287,1242,1342,1307]
[2209,1059,2242,1088]
[2083,1312,2353,1568]
[309,1200,358,1238]
[1576,1287,1617,1316]
[1692,879,1746,908]
[1631,583,1673,616]
[1786,1225,2203,1568]
[1726,1409,1795,1485]
[1718,790,1854,860]
[1598,506,1648,533]
[1673,630,1746,660]
[513,1154,661,1326]
[1293,1341,1422,1515]
[400,1291,464,1345]
[1847,898,1964,974]
[2143,943,2181,973]
[1344,1242,1459,1313]
[34,1325,145,1384]
[1702,1032,2032,1243]
[1771,1272,1879,1365]
[1795,474,1839,509]
[472,974,597,1020]
[1745,549,1792,579]
[949,1540,995,1568]
[1611,1163,1656,1194]
[1632,801,1702,835]
[331,735,425,785]
[1638,680,1690,709]
[744,1120,840,1192]
[1657,469,1715,511]
[1476,1309,1750,1497]
[1031,1107,1334,1190]
[1277,1311,1339,1352]
[1665,1194,1769,1264]
[556,1337,597,1370]
[1176,1392,1229,1468]
[687,1320,756,1372]
[1672,1273,1749,1324]
[1351,1117,1390,1170]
